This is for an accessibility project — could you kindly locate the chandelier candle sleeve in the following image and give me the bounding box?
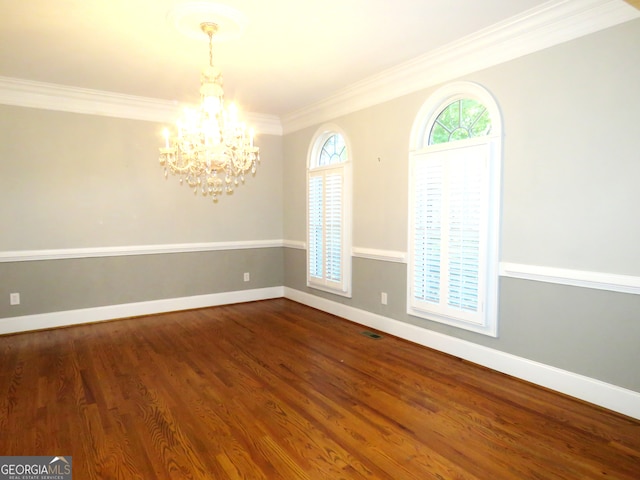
[163,129,169,149]
[159,21,259,201]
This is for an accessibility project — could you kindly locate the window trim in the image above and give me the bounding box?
[306,124,353,297]
[407,82,502,337]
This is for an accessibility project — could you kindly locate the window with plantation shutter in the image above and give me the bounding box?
[411,143,487,325]
[408,83,501,336]
[307,128,352,296]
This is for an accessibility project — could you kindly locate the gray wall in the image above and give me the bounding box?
[0,106,283,249]
[0,106,284,318]
[282,19,640,392]
[1,249,283,319]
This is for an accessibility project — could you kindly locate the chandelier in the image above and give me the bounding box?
[159,22,259,201]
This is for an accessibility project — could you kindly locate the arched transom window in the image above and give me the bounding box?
[318,134,347,166]
[429,98,492,144]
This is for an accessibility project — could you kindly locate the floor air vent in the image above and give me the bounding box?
[361,331,383,339]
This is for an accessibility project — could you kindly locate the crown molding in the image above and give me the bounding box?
[281,0,640,134]
[0,76,179,121]
[245,111,283,136]
[0,76,283,135]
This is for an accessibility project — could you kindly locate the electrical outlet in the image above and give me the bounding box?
[381,292,388,305]
[10,293,20,305]
[243,272,250,282]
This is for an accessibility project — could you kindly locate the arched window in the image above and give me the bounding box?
[307,126,352,296]
[429,98,492,144]
[408,82,502,336]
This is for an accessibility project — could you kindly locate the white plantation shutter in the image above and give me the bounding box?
[413,160,442,304]
[410,142,489,326]
[448,150,484,314]
[308,175,324,279]
[324,172,343,283]
[307,167,348,293]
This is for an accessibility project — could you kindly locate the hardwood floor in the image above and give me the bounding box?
[0,298,638,479]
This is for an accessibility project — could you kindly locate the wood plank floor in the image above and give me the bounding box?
[0,298,638,479]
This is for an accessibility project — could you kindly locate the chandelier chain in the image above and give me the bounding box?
[208,30,213,68]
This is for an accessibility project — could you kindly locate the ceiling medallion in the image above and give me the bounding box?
[166,2,247,42]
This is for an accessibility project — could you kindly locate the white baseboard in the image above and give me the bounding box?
[283,287,640,420]
[0,287,284,335]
